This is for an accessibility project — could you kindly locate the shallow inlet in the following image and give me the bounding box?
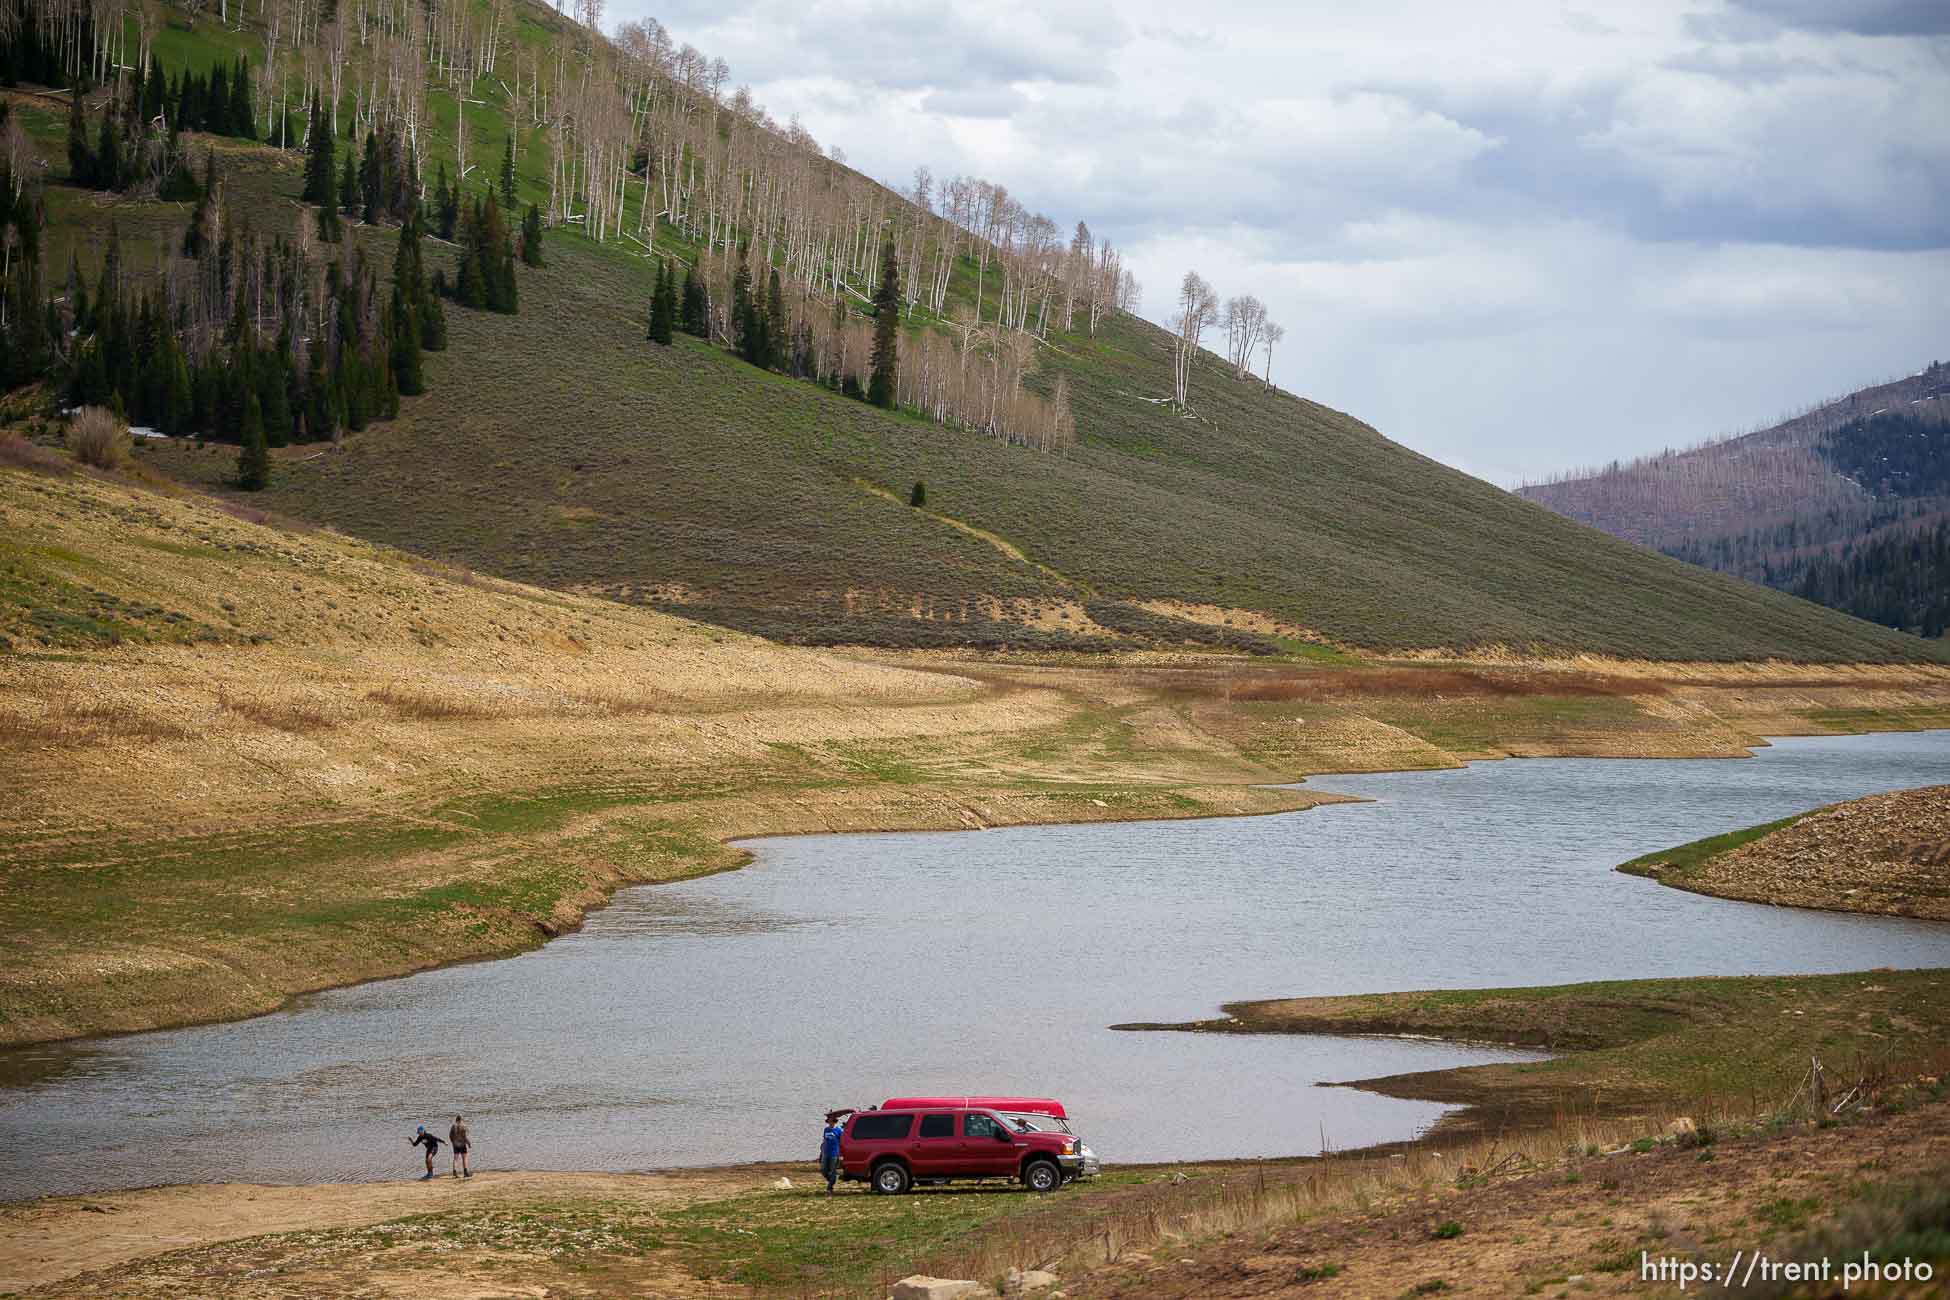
[2,730,1947,1200]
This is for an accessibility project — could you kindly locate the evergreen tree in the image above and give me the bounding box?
[66,83,93,184]
[456,243,487,308]
[182,175,211,257]
[520,202,543,267]
[359,131,381,225]
[498,134,516,206]
[420,283,447,350]
[766,267,786,371]
[206,62,228,133]
[258,350,293,446]
[338,151,358,216]
[868,232,900,408]
[909,480,926,508]
[492,198,518,313]
[92,103,121,191]
[730,257,754,362]
[160,340,192,435]
[679,264,706,336]
[236,388,268,489]
[390,279,423,395]
[302,94,335,203]
[390,214,425,394]
[435,163,457,240]
[228,57,254,139]
[316,190,342,242]
[648,260,674,345]
[141,57,168,126]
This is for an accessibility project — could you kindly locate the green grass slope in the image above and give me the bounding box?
[17,36,1947,662]
[132,229,1939,661]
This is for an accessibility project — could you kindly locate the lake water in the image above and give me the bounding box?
[2,731,1946,1200]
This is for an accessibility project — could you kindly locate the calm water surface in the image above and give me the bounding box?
[2,730,1946,1199]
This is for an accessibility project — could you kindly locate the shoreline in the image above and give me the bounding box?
[15,721,1942,1056]
[1619,782,1950,922]
[8,965,1948,1295]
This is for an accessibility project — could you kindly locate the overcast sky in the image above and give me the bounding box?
[608,0,1949,483]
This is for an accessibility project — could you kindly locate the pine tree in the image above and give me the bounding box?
[498,134,516,207]
[731,257,754,361]
[390,214,425,394]
[909,480,926,508]
[67,85,93,185]
[493,199,518,313]
[520,202,544,267]
[435,163,457,240]
[648,260,675,345]
[206,62,227,133]
[868,232,900,408]
[338,151,358,217]
[766,267,786,371]
[359,131,381,225]
[259,351,293,447]
[316,191,341,242]
[141,57,167,125]
[183,173,212,256]
[236,388,268,489]
[420,285,447,350]
[680,264,706,336]
[93,102,121,190]
[302,94,334,203]
[228,57,254,139]
[390,280,423,395]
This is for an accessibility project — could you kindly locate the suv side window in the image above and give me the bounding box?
[963,1113,1005,1140]
[850,1113,913,1141]
[918,1113,955,1139]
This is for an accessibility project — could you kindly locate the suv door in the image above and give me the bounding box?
[960,1111,1020,1176]
[912,1112,958,1178]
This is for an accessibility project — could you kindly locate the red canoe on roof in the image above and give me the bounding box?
[877,1096,1068,1119]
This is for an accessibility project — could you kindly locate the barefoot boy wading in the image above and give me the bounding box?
[449,1115,472,1178]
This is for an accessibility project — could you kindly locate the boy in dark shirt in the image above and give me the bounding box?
[409,1125,444,1180]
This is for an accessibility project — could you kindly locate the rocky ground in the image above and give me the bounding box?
[1069,1085,1950,1299]
[1635,785,1950,920]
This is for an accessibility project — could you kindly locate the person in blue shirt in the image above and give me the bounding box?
[819,1113,846,1193]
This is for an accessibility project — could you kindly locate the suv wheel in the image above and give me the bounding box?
[1022,1159,1061,1194]
[872,1161,912,1196]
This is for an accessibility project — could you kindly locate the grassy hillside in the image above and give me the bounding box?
[123,225,1943,662]
[11,5,1948,663]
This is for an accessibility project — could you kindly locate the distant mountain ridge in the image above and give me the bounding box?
[1521,364,1950,638]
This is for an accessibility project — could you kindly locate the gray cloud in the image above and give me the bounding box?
[1725,0,1950,36]
[918,85,1029,118]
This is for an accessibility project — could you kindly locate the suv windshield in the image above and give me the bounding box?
[1000,1113,1072,1134]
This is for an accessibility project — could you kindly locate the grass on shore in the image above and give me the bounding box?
[1617,812,1813,885]
[1116,968,1950,1132]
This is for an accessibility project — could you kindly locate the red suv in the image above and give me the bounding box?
[838,1096,1099,1195]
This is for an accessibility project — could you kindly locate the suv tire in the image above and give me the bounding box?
[872,1161,912,1195]
[1022,1158,1061,1194]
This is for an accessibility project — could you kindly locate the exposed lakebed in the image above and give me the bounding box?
[3,731,1947,1199]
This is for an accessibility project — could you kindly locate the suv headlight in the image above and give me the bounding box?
[1062,1140,1077,1155]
